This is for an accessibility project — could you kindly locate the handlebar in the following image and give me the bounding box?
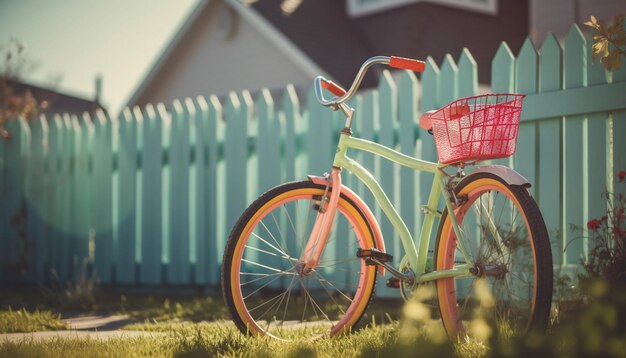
[314,56,425,108]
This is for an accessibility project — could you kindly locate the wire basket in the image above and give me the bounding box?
[430,94,525,165]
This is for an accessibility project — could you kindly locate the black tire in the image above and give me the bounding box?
[433,172,553,338]
[221,181,378,340]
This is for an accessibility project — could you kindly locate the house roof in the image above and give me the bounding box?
[6,79,105,117]
[125,0,330,109]
[126,0,529,108]
[251,0,378,88]
[252,0,529,86]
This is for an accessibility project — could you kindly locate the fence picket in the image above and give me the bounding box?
[306,85,334,176]
[562,25,587,275]
[225,92,248,240]
[1,118,29,281]
[355,91,379,218]
[206,96,223,286]
[140,104,164,284]
[0,125,4,281]
[611,32,626,200]
[92,110,114,283]
[458,48,478,97]
[491,42,516,168]
[191,97,208,285]
[514,38,539,200]
[439,54,459,105]
[282,85,300,183]
[377,70,398,297]
[168,99,191,284]
[257,89,280,194]
[117,108,138,284]
[398,70,419,240]
[48,115,64,280]
[75,114,93,277]
[26,116,49,281]
[60,114,73,280]
[538,33,563,266]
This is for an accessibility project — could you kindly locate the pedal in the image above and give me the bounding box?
[356,248,393,266]
[386,277,401,289]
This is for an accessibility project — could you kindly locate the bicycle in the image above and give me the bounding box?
[221,56,553,341]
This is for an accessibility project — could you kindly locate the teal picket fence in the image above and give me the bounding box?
[1,25,625,294]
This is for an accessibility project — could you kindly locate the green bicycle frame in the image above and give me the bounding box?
[332,131,474,283]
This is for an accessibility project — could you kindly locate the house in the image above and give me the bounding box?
[5,78,106,118]
[126,0,625,108]
[126,0,327,108]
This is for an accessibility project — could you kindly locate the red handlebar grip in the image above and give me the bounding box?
[389,56,426,73]
[322,80,347,97]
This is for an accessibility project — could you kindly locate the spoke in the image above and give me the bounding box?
[475,194,507,260]
[501,278,532,302]
[251,231,290,258]
[248,289,292,314]
[312,270,354,304]
[259,219,291,259]
[310,273,361,290]
[270,210,291,258]
[241,258,295,274]
[299,278,331,322]
[301,277,310,323]
[244,271,289,300]
[262,275,299,331]
[281,274,298,324]
[245,244,298,261]
[506,271,532,286]
[241,270,292,287]
[311,274,348,316]
[283,204,299,254]
[459,279,478,314]
[314,265,359,272]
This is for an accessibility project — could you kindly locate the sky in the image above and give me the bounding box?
[0,0,200,114]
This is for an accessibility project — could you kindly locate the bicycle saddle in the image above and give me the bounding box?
[419,110,436,132]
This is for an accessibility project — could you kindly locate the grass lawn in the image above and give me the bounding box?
[0,309,69,333]
[1,280,624,357]
[0,320,477,358]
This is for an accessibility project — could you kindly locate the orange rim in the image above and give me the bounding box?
[229,188,376,339]
[436,178,537,337]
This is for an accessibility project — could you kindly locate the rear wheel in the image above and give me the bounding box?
[434,173,552,338]
[221,181,377,340]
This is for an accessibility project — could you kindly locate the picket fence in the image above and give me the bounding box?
[1,25,625,296]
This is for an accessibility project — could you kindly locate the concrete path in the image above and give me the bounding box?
[1,314,161,343]
[63,314,135,330]
[0,330,161,343]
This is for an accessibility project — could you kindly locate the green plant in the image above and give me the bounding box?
[41,258,98,310]
[0,308,68,333]
[585,15,626,71]
[579,171,626,286]
[0,38,40,139]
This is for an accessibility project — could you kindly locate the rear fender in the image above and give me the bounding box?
[308,175,386,275]
[470,165,530,187]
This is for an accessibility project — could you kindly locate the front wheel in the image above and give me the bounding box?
[221,181,378,340]
[434,172,553,338]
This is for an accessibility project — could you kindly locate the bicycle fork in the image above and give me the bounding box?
[298,167,342,273]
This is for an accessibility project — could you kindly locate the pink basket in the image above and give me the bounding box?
[429,94,525,165]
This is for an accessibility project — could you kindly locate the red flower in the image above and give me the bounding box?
[618,171,626,183]
[587,219,601,231]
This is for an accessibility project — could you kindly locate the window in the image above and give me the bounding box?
[346,0,498,17]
